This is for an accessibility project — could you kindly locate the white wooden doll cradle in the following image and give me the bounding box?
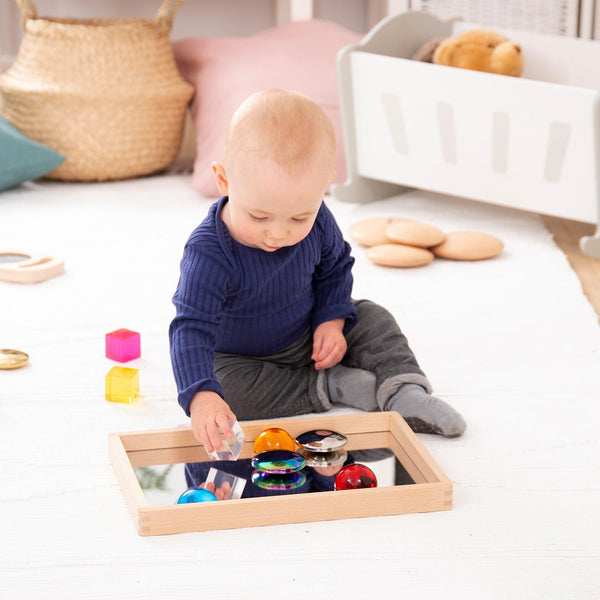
[332,11,600,258]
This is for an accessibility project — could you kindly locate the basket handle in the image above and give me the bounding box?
[13,0,38,26]
[155,0,186,26]
[13,0,185,27]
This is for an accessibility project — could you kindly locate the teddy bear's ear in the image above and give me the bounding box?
[433,38,459,66]
[411,38,443,63]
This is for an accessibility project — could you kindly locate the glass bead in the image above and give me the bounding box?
[251,470,307,491]
[334,463,378,491]
[301,449,347,468]
[205,467,247,500]
[207,419,245,461]
[253,427,296,453]
[295,429,348,453]
[251,450,305,474]
[176,487,219,504]
[105,366,139,403]
[105,328,140,363]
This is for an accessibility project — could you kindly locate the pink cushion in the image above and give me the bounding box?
[173,20,361,198]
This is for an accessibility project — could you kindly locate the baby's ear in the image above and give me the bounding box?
[433,38,459,66]
[211,162,229,195]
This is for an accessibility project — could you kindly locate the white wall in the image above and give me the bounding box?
[0,0,374,62]
[1,0,596,66]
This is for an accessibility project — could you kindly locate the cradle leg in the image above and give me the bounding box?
[331,176,410,204]
[579,228,600,258]
[584,96,600,258]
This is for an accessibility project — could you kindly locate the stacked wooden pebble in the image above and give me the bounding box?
[348,217,504,268]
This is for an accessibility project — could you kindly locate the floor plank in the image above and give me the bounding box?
[543,215,600,322]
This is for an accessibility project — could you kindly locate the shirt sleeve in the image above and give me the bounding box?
[169,243,230,416]
[311,203,357,334]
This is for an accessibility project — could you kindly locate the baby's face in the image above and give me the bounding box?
[218,153,334,252]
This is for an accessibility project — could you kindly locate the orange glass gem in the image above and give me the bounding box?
[253,427,296,454]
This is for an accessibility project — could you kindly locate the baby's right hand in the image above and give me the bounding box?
[189,391,237,453]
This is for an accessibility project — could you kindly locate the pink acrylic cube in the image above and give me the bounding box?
[105,328,140,363]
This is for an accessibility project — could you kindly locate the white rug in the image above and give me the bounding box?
[1,173,599,599]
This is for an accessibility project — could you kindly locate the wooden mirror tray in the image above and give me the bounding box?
[109,411,452,536]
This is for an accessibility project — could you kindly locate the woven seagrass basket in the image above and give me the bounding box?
[0,0,194,181]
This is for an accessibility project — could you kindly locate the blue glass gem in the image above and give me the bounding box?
[251,470,307,490]
[176,487,219,504]
[251,450,306,473]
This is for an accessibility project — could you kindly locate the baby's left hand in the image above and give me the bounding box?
[312,318,347,370]
[201,480,232,501]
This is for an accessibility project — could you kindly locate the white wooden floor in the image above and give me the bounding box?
[1,174,599,599]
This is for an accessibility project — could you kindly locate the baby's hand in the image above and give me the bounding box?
[312,318,347,370]
[189,391,237,453]
[202,480,233,501]
[313,464,344,477]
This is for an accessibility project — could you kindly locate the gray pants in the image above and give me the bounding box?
[214,299,431,420]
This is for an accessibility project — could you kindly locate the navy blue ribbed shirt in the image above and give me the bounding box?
[170,197,356,415]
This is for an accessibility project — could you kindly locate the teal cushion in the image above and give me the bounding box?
[0,116,65,191]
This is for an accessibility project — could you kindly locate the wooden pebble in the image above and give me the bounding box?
[432,231,504,260]
[385,220,446,248]
[348,217,408,247]
[366,243,434,268]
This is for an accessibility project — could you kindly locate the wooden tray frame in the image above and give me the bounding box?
[109,411,452,536]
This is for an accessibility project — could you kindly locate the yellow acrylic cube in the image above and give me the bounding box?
[105,366,139,403]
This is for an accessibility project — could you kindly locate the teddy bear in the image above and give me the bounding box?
[412,29,524,77]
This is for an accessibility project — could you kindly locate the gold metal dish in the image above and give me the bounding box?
[0,349,29,369]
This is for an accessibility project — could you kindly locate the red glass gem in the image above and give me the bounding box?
[334,463,378,490]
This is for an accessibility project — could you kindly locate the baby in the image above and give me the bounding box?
[170,89,466,454]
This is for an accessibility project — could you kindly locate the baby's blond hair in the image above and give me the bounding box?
[223,89,336,178]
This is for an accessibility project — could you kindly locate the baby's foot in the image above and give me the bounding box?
[386,383,466,437]
[326,364,376,411]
